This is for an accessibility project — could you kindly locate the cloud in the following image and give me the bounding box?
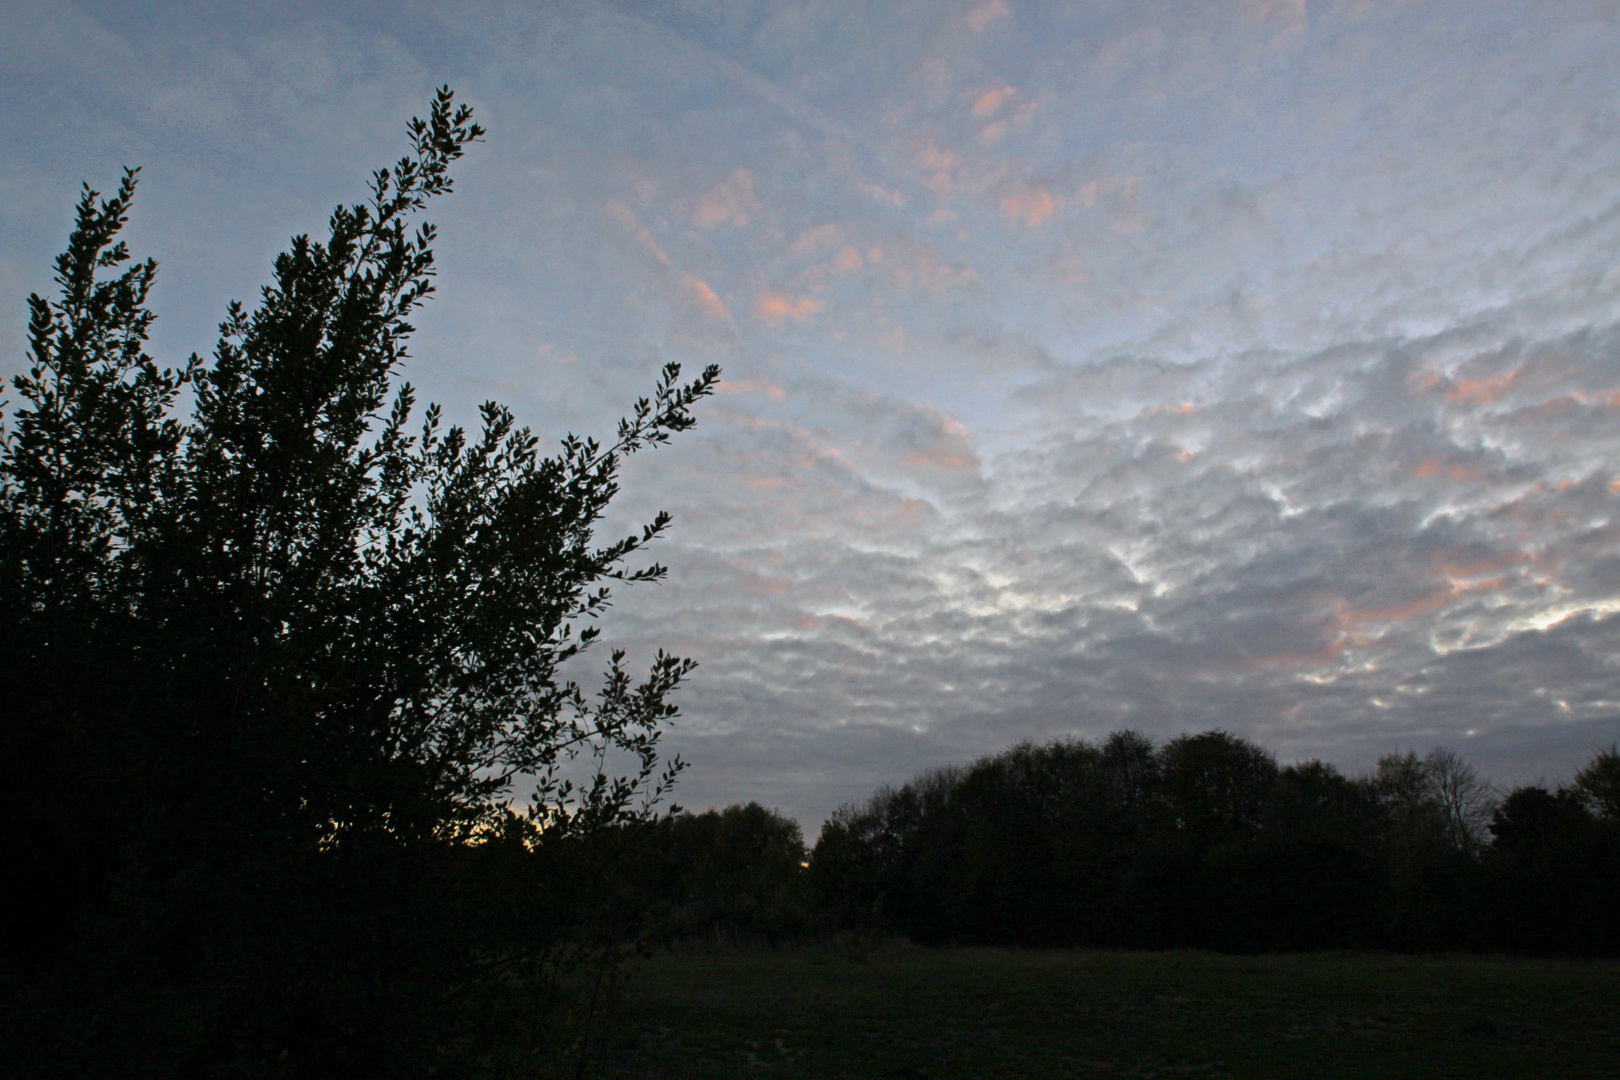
[789,224,843,254]
[682,273,731,321]
[717,378,788,400]
[971,85,1015,118]
[616,303,1620,830]
[694,168,762,229]
[1000,183,1057,227]
[605,198,672,267]
[11,0,1620,840]
[965,0,1012,34]
[754,293,822,322]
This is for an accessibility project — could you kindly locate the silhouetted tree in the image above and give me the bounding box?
[1371,749,1481,947]
[1573,744,1620,821]
[1,88,717,1076]
[640,802,811,943]
[1245,760,1385,949]
[807,787,899,935]
[1119,731,1279,948]
[1155,730,1277,841]
[1423,747,1497,852]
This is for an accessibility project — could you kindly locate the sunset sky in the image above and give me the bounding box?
[7,0,1620,832]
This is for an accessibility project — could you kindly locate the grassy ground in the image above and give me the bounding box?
[582,945,1620,1079]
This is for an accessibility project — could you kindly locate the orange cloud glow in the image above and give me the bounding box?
[966,0,1011,33]
[681,274,731,321]
[1446,367,1521,404]
[905,446,977,472]
[1436,550,1531,581]
[1147,401,1197,417]
[1338,590,1453,628]
[1245,639,1345,670]
[754,293,823,322]
[694,169,762,229]
[1000,184,1057,227]
[1331,566,1515,639]
[972,85,1016,117]
[717,379,788,400]
[1411,456,1488,484]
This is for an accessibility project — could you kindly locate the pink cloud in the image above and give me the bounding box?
[717,379,788,400]
[681,274,731,321]
[905,446,977,472]
[1000,183,1057,227]
[694,169,762,229]
[919,143,958,171]
[754,293,823,322]
[1411,456,1489,484]
[971,85,1015,117]
[1446,367,1521,404]
[966,0,1011,33]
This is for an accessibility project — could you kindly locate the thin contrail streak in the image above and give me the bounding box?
[591,1,925,202]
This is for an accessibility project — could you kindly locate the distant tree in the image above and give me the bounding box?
[1481,784,1616,954]
[649,803,810,943]
[1487,786,1586,872]
[1248,760,1386,949]
[1373,751,1441,832]
[807,732,1615,957]
[1,87,717,1074]
[1098,729,1159,826]
[948,740,1107,944]
[808,789,898,935]
[1371,749,1482,947]
[1572,744,1620,820]
[1423,746,1497,852]
[1368,746,1495,853]
[1155,730,1278,841]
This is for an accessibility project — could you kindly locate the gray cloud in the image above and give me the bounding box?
[8,0,1620,836]
[602,303,1620,831]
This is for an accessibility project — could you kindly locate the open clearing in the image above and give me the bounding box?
[589,946,1620,1079]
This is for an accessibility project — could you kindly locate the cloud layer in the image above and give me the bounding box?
[6,0,1620,832]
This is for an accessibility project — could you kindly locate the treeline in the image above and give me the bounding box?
[636,733,1619,956]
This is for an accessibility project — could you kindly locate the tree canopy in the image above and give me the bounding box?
[807,731,1619,955]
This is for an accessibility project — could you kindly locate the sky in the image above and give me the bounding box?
[6,0,1620,835]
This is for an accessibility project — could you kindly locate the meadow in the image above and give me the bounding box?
[586,946,1620,1079]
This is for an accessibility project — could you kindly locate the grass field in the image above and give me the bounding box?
[581,945,1620,1079]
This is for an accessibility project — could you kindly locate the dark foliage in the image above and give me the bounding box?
[633,802,812,944]
[807,733,1620,956]
[1479,781,1620,956]
[1,89,717,1077]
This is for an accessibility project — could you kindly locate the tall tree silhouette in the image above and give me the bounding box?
[1,87,717,1076]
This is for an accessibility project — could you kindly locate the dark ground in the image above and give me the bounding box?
[579,945,1620,1079]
